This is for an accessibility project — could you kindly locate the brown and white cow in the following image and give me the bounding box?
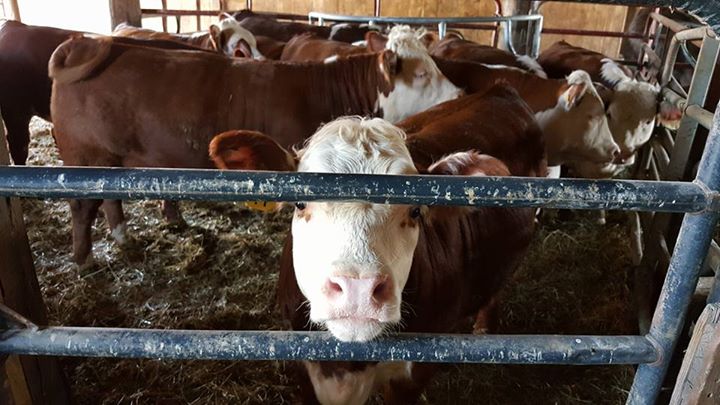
[538,40,683,176]
[255,35,286,59]
[49,26,461,265]
[113,15,264,59]
[430,57,620,167]
[428,34,547,77]
[209,85,543,403]
[280,32,367,63]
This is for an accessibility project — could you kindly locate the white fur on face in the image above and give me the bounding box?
[292,118,420,342]
[534,70,620,166]
[605,78,659,163]
[212,18,264,59]
[378,25,462,123]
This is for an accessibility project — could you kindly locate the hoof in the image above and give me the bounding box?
[72,254,97,274]
[472,324,488,335]
[596,217,607,226]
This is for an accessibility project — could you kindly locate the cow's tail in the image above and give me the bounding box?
[49,34,112,84]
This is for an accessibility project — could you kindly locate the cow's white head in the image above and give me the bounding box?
[210,14,264,59]
[535,70,620,166]
[599,59,682,165]
[209,118,510,342]
[366,26,463,122]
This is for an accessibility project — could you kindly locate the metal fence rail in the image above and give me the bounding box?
[3,2,720,405]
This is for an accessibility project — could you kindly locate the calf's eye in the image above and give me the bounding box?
[295,202,306,210]
[410,207,422,219]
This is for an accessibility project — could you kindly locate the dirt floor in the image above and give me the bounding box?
[23,117,637,404]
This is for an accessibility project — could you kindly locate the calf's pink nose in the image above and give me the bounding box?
[325,274,392,306]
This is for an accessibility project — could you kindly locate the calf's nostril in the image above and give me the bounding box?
[372,278,391,302]
[328,280,343,294]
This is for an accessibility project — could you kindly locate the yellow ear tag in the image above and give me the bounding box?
[243,201,278,212]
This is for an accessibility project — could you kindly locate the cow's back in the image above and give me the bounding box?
[50,36,237,169]
[538,40,633,82]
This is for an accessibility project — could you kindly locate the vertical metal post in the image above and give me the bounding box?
[531,15,544,58]
[438,21,447,39]
[665,33,720,181]
[627,102,720,404]
[374,0,381,17]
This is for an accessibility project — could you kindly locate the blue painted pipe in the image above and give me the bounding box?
[0,327,657,365]
[628,102,720,404]
[0,166,713,212]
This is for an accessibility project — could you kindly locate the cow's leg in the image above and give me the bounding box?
[102,200,128,244]
[473,295,499,335]
[1,105,33,165]
[161,200,184,225]
[69,198,102,266]
[303,361,376,405]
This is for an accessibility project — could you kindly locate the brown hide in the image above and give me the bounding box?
[277,85,543,402]
[538,40,633,85]
[433,56,567,112]
[233,9,331,42]
[255,35,286,59]
[280,33,368,62]
[0,20,79,164]
[430,36,526,70]
[112,24,217,52]
[0,20,211,165]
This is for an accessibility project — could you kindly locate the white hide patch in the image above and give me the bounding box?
[600,58,631,87]
[516,55,548,78]
[292,117,420,342]
[377,25,462,123]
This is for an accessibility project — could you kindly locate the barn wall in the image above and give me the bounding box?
[138,0,629,57]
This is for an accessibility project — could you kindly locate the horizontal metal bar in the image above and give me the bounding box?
[141,9,308,22]
[650,11,692,34]
[686,104,714,129]
[307,11,543,25]
[0,167,714,212]
[542,27,646,39]
[0,327,658,365]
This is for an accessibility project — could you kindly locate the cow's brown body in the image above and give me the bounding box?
[256,35,286,59]
[277,85,544,403]
[430,36,521,67]
[49,36,399,264]
[233,9,331,42]
[433,57,566,112]
[112,23,217,51]
[280,33,367,62]
[537,40,633,85]
[0,20,78,165]
[0,20,209,166]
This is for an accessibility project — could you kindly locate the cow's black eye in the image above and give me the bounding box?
[295,202,306,210]
[410,207,422,219]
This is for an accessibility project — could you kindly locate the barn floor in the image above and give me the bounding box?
[24,117,636,404]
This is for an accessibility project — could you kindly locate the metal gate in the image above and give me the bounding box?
[2,1,720,404]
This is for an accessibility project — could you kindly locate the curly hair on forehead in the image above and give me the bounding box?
[296,116,416,175]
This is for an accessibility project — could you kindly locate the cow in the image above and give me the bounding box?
[538,40,683,175]
[362,32,619,168]
[428,57,620,167]
[428,33,547,78]
[281,32,367,63]
[208,85,544,403]
[0,19,212,166]
[233,9,330,42]
[49,26,461,265]
[113,15,264,59]
[233,10,375,43]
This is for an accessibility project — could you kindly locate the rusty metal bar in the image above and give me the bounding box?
[542,27,646,39]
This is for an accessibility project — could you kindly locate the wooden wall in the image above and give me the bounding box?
[141,0,631,57]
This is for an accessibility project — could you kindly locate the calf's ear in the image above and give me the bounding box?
[208,25,222,52]
[657,100,683,130]
[366,30,388,52]
[209,130,296,171]
[378,50,398,82]
[418,31,440,50]
[427,151,511,177]
[562,81,588,110]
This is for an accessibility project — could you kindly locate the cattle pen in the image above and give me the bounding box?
[1,0,720,404]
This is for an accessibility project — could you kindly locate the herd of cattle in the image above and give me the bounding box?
[0,10,683,404]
